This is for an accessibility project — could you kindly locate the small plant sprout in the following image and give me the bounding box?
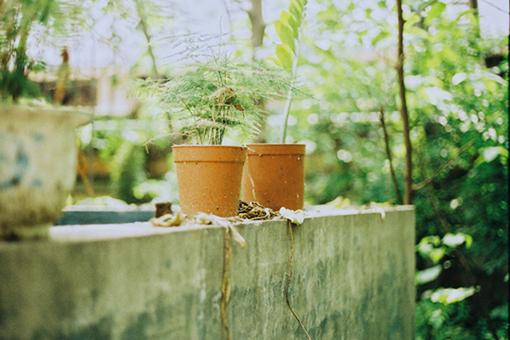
[274,0,308,143]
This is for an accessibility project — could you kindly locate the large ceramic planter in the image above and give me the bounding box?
[0,105,90,240]
[173,145,246,217]
[242,143,305,210]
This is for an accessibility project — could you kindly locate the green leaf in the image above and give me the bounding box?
[442,233,472,249]
[405,12,420,27]
[279,10,291,25]
[426,2,446,25]
[276,21,296,52]
[429,247,446,264]
[430,287,476,305]
[282,9,300,35]
[483,72,506,85]
[482,147,508,163]
[276,44,294,72]
[451,72,467,85]
[371,31,389,46]
[291,0,304,13]
[289,1,303,23]
[416,265,442,285]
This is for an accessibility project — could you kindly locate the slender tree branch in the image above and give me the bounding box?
[379,108,403,203]
[468,0,481,38]
[134,0,159,77]
[396,0,414,204]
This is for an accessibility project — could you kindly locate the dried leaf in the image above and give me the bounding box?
[279,207,305,225]
[150,211,184,227]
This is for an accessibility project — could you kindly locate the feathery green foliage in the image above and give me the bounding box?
[137,58,290,145]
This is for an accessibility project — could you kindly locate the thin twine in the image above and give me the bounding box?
[220,228,232,340]
[284,220,313,340]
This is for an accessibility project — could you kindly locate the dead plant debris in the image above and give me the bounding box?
[149,201,303,228]
[237,201,279,220]
[150,211,184,227]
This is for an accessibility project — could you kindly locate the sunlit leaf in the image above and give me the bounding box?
[430,248,446,264]
[483,72,506,85]
[430,287,476,305]
[276,44,294,72]
[426,2,446,25]
[289,0,304,23]
[452,73,467,85]
[416,265,442,285]
[442,233,472,249]
[479,146,508,163]
[276,21,295,52]
[371,30,389,46]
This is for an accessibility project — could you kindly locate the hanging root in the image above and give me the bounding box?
[284,220,312,340]
[220,228,233,340]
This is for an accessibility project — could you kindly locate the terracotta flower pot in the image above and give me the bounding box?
[242,143,305,210]
[173,145,246,217]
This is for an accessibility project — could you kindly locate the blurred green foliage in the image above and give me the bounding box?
[275,0,507,338]
[4,0,507,337]
[110,142,146,204]
[0,0,83,101]
[79,1,507,337]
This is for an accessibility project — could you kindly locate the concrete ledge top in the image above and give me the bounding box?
[2,205,415,245]
[53,205,413,242]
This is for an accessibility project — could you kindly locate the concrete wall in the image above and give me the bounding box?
[0,207,415,339]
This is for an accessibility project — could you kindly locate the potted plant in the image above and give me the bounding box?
[138,58,288,216]
[0,1,89,240]
[242,0,307,210]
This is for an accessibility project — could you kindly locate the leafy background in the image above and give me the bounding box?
[2,0,508,338]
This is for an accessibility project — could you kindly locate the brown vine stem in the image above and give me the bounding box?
[220,228,232,340]
[284,221,312,340]
[396,0,414,204]
[379,108,403,203]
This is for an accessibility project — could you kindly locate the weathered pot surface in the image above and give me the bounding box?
[173,145,246,217]
[0,105,90,240]
[242,143,305,211]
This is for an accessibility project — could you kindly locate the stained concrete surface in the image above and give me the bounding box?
[0,207,415,339]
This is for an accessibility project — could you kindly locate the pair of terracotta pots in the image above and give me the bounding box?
[173,144,305,217]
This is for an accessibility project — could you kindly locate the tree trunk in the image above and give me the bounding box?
[396,0,413,204]
[248,0,265,60]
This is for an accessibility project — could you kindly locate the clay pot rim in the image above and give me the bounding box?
[245,143,306,146]
[173,144,246,163]
[173,144,246,150]
[245,143,305,156]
